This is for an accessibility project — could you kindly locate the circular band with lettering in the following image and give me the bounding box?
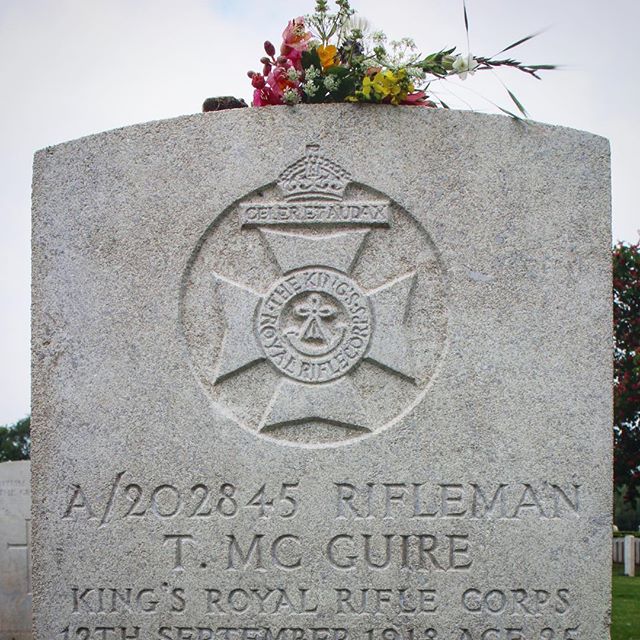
[257,267,372,383]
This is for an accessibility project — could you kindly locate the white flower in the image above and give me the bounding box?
[407,66,426,82]
[452,53,479,80]
[399,37,417,50]
[305,65,319,81]
[282,89,301,105]
[304,81,318,97]
[323,75,339,91]
[348,16,370,34]
[286,68,300,82]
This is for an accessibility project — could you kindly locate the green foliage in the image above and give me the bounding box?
[614,242,640,502]
[301,48,322,71]
[615,486,640,531]
[308,0,354,46]
[611,565,640,640]
[418,48,456,77]
[0,416,30,462]
[324,66,357,101]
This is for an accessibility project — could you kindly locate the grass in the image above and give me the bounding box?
[612,564,640,640]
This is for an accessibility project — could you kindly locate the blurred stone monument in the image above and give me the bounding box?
[32,107,612,639]
[0,460,31,640]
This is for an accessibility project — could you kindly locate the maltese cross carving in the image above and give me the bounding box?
[208,145,419,434]
[215,229,415,432]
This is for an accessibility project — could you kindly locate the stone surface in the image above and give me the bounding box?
[0,460,32,640]
[32,106,612,640]
[623,535,636,577]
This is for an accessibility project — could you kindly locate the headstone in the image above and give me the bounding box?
[32,107,612,640]
[623,535,636,577]
[0,460,32,640]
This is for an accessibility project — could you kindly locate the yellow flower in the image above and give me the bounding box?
[348,67,414,104]
[317,45,338,70]
[361,75,376,99]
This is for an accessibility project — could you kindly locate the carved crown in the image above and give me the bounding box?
[278,144,352,202]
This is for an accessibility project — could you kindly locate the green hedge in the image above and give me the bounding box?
[0,416,30,462]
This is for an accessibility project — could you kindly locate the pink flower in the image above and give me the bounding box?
[252,87,280,107]
[284,47,303,70]
[280,17,310,70]
[249,17,309,107]
[251,73,265,89]
[401,91,437,107]
[252,88,267,107]
[266,63,300,102]
[282,17,311,51]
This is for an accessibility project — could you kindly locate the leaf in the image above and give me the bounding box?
[332,76,357,101]
[497,105,523,121]
[306,88,327,104]
[422,47,456,64]
[463,0,469,36]
[506,88,528,117]
[496,32,541,55]
[301,48,322,70]
[439,99,450,109]
[326,65,351,78]
[323,66,357,100]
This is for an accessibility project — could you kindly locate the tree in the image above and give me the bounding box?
[614,485,640,531]
[0,416,30,462]
[613,242,640,502]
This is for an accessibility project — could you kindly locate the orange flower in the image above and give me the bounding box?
[317,45,338,70]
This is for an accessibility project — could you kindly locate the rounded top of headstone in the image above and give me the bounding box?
[35,105,609,159]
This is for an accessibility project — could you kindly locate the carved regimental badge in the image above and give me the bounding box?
[257,268,372,384]
[181,145,447,445]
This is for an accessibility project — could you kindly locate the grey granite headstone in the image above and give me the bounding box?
[0,460,32,640]
[32,107,612,640]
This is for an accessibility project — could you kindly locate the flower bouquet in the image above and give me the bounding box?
[247,0,554,118]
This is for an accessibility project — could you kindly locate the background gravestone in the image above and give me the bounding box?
[32,106,611,640]
[0,460,32,640]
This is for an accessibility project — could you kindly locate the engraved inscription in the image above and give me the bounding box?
[55,473,586,639]
[60,475,582,528]
[258,268,371,383]
[55,624,584,640]
[461,588,571,616]
[62,476,301,525]
[240,202,390,227]
[54,581,580,640]
[325,533,472,571]
[333,482,581,520]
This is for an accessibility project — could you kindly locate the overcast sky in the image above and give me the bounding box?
[0,0,638,426]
